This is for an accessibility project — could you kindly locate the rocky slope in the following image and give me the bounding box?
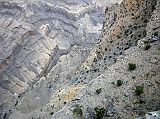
[0,0,160,119]
[50,0,160,118]
[44,0,160,119]
[0,0,121,118]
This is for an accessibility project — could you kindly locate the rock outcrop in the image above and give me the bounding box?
[0,0,121,118]
[0,0,159,119]
[49,0,160,118]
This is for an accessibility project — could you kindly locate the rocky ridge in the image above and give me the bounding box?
[0,0,160,119]
[49,0,160,118]
[0,0,121,118]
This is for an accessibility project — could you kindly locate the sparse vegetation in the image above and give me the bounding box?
[93,58,97,62]
[132,76,136,79]
[144,44,151,50]
[50,112,54,115]
[116,80,123,86]
[94,107,106,119]
[144,40,150,44]
[139,99,145,104]
[94,69,98,72]
[143,40,151,50]
[135,86,144,95]
[111,82,115,84]
[128,63,136,70]
[73,106,83,116]
[96,88,102,94]
[153,32,159,37]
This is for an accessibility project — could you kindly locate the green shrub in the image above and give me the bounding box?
[94,69,98,72]
[139,99,145,104]
[73,106,83,116]
[50,112,54,115]
[132,76,136,79]
[117,80,123,86]
[153,32,159,37]
[96,88,102,94]
[144,40,150,44]
[135,86,144,95]
[128,63,136,70]
[144,44,151,50]
[93,58,97,62]
[111,82,115,84]
[143,40,151,50]
[94,107,106,119]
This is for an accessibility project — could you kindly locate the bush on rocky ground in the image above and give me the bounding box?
[96,88,102,94]
[94,107,106,119]
[135,86,144,95]
[117,80,123,86]
[128,63,136,70]
[73,106,83,116]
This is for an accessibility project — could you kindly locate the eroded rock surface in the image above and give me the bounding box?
[0,0,122,119]
[49,1,160,118]
[0,0,159,119]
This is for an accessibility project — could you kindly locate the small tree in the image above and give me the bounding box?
[96,88,102,94]
[144,44,151,50]
[50,112,54,115]
[94,107,106,119]
[128,63,136,70]
[153,32,159,37]
[73,106,83,116]
[135,86,144,95]
[117,80,123,86]
[143,41,151,50]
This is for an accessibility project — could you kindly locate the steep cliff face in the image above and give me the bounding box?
[72,0,157,83]
[49,0,160,118]
[0,0,121,119]
[0,0,159,119]
[0,0,104,95]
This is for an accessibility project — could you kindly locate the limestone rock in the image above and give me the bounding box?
[0,0,159,119]
[146,111,160,119]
